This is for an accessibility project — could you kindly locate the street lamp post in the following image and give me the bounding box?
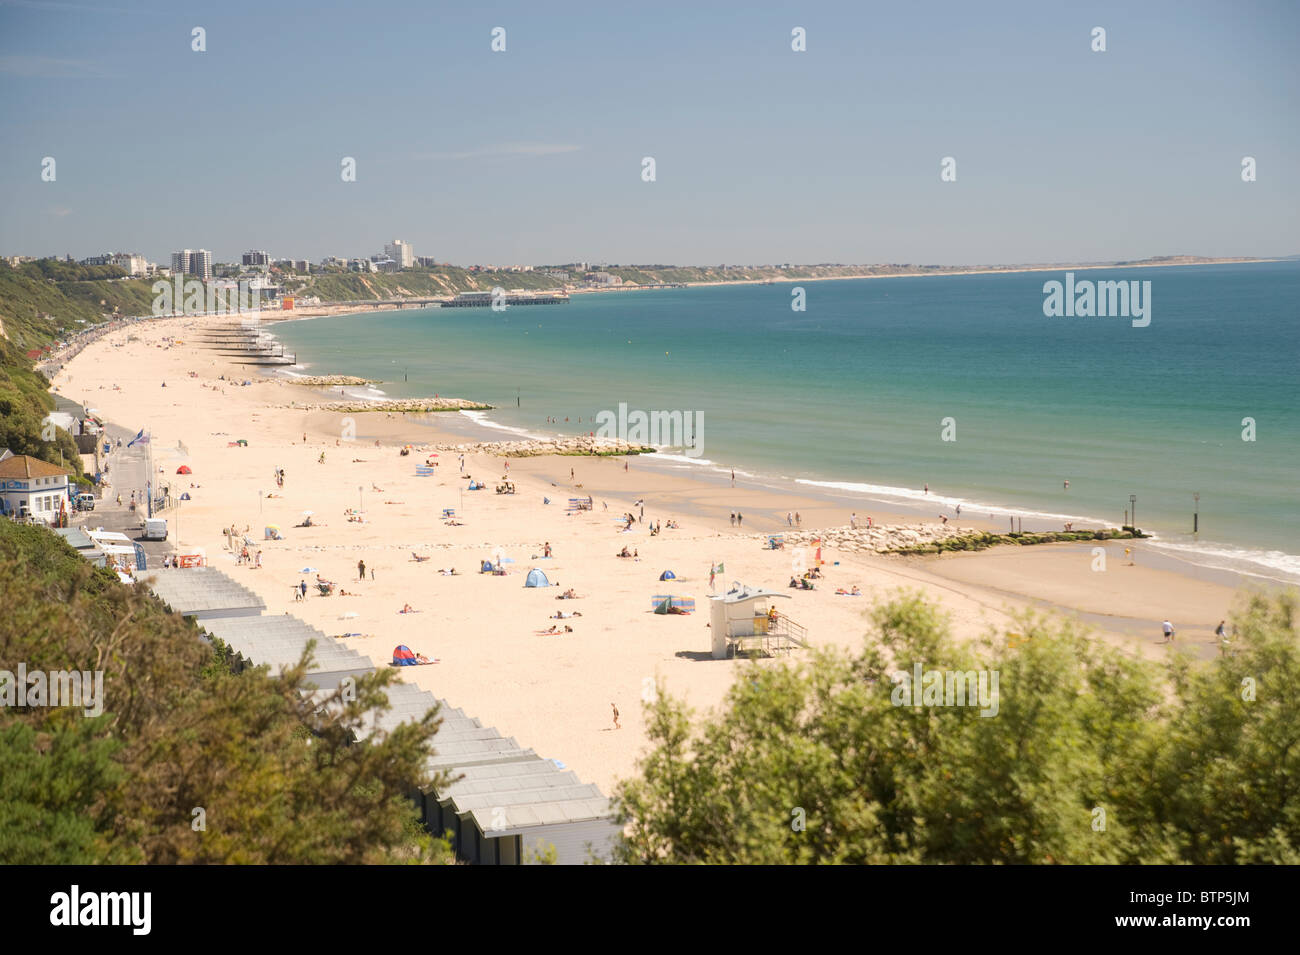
[1129,495,1137,535]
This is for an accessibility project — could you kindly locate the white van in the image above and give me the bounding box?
[142,517,168,541]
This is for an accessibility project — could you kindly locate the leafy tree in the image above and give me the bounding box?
[0,521,455,864]
[615,590,1299,864]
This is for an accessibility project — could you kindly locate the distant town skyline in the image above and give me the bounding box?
[2,0,1297,264]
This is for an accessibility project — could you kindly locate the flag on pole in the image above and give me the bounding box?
[128,428,151,447]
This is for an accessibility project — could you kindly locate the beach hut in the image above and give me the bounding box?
[393,645,417,666]
[707,584,803,658]
[658,569,676,580]
[524,568,550,588]
[176,465,192,474]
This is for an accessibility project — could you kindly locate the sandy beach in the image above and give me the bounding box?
[51,315,1265,795]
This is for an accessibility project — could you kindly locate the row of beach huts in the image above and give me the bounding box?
[143,566,621,865]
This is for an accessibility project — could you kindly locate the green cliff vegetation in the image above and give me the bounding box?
[0,260,157,352]
[0,521,455,864]
[286,265,562,302]
[615,590,1300,864]
[0,336,85,481]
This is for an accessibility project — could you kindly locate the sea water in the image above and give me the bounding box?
[271,261,1300,583]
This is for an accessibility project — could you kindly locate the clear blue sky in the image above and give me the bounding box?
[1,0,1296,266]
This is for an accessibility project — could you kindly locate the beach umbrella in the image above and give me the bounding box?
[176,465,192,474]
[180,492,192,500]
[300,566,318,573]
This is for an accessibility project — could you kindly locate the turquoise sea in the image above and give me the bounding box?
[270,261,1300,583]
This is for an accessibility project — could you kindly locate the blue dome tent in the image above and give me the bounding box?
[524,567,550,588]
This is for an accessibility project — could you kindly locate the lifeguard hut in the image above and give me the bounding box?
[708,583,808,659]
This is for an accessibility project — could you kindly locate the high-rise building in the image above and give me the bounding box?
[384,239,414,269]
[242,250,270,267]
[170,249,212,280]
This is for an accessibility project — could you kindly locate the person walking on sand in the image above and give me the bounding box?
[357,559,366,581]
[1162,619,1175,643]
[787,512,793,527]
[730,511,735,527]
[850,512,857,529]
[737,512,743,528]
[611,703,620,730]
[731,469,735,488]
[299,579,308,601]
[1216,620,1229,655]
[795,512,801,528]
[570,467,575,481]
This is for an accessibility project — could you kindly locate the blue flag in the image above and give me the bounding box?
[127,428,150,447]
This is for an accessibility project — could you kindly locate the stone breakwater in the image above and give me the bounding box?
[774,524,982,554]
[285,375,376,386]
[426,436,655,457]
[284,397,493,412]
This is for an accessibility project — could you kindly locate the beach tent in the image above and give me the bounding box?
[659,570,676,580]
[480,559,496,574]
[176,465,192,474]
[524,568,550,588]
[392,645,417,666]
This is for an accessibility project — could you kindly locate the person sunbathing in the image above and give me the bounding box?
[400,603,417,613]
[414,653,437,664]
[538,624,574,634]
[411,552,430,562]
[438,568,459,575]
[556,588,579,599]
[552,611,582,619]
[618,546,632,557]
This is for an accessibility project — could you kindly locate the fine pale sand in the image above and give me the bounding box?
[52,316,1254,794]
